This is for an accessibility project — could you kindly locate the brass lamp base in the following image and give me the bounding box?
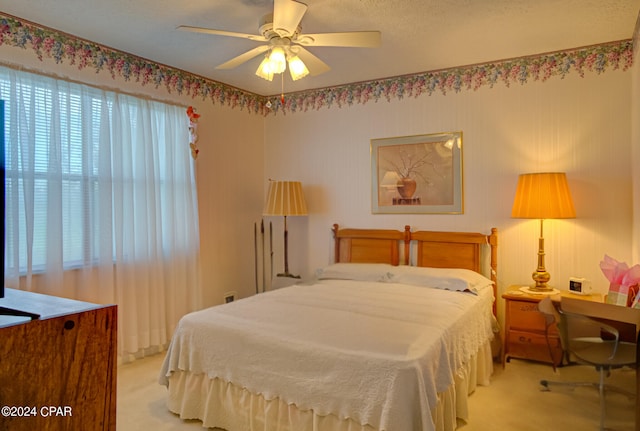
[527,286,554,293]
[520,286,559,295]
[521,258,558,295]
[531,269,551,292]
[528,219,555,293]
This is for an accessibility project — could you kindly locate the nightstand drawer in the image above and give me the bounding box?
[507,330,562,363]
[507,300,557,334]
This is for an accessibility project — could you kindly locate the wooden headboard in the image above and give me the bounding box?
[332,224,499,311]
[332,224,411,266]
[333,224,497,269]
[411,228,498,281]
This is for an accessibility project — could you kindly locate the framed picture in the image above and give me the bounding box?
[371,132,463,214]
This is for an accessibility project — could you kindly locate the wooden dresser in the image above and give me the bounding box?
[502,286,603,367]
[0,289,117,431]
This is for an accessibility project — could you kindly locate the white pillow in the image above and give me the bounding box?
[388,265,493,293]
[315,263,394,282]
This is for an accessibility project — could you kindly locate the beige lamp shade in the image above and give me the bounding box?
[263,181,308,216]
[511,172,576,219]
[263,180,307,279]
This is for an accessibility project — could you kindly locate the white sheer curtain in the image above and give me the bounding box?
[0,66,201,360]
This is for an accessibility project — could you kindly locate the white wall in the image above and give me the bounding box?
[265,69,633,302]
[193,104,264,306]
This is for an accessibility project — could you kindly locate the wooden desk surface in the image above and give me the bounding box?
[560,296,640,329]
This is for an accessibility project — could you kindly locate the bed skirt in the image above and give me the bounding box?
[164,341,493,431]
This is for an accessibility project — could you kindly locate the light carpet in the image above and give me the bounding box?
[117,353,635,430]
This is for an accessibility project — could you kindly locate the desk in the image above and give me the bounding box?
[558,297,640,431]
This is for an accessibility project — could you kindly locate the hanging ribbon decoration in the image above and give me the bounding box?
[187,106,201,159]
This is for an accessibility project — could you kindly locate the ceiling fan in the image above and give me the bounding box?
[177,0,381,81]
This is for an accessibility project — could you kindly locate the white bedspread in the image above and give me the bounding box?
[159,279,494,431]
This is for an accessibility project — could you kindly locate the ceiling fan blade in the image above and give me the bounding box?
[177,25,268,42]
[273,0,308,37]
[295,46,331,76]
[216,45,270,70]
[296,31,381,48]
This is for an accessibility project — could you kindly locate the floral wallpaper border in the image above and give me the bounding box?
[276,40,633,114]
[0,13,635,116]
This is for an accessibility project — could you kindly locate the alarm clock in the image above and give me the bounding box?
[569,277,592,295]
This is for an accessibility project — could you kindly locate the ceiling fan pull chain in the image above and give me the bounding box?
[281,73,285,105]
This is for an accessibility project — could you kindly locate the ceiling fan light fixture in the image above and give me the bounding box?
[287,55,309,81]
[179,0,382,83]
[268,47,287,74]
[256,56,275,81]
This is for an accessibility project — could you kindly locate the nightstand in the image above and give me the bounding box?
[501,285,602,367]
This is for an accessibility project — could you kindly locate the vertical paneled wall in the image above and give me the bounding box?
[264,69,632,299]
[194,104,264,306]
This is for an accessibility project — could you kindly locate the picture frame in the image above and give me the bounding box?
[371,132,463,214]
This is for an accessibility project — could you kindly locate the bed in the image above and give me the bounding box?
[159,224,499,431]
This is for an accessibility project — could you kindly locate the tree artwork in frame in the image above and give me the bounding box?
[371,132,463,214]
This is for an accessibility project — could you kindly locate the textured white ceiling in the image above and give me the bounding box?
[1,0,638,96]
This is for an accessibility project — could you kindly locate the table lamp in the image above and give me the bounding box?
[263,180,308,278]
[511,172,576,292]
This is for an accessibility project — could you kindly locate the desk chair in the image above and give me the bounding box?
[538,296,636,431]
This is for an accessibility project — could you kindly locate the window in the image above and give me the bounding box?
[0,66,199,275]
[1,65,201,357]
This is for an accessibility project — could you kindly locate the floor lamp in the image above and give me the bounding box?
[263,180,308,278]
[511,172,576,293]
